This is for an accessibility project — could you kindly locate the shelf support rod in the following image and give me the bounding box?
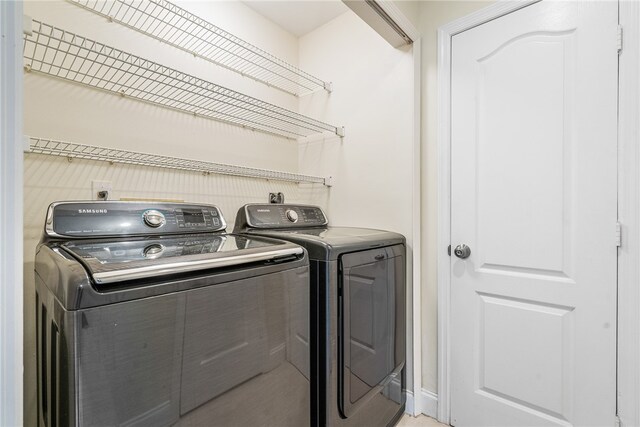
[24,136,331,186]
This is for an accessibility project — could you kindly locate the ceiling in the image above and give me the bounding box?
[241,1,349,37]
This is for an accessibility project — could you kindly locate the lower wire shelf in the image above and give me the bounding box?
[26,136,329,186]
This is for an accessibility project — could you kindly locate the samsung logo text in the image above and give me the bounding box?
[78,209,108,214]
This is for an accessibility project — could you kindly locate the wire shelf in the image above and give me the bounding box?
[23,19,344,140]
[27,136,329,185]
[67,0,332,97]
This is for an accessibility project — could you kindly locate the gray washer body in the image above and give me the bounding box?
[34,201,311,427]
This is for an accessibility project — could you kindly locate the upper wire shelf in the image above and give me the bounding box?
[26,136,329,186]
[23,19,344,140]
[67,0,332,97]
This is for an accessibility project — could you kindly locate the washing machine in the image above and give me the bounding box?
[34,201,310,427]
[234,204,406,427]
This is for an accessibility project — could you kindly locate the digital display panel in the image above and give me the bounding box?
[302,208,318,217]
[183,209,205,224]
[302,208,324,222]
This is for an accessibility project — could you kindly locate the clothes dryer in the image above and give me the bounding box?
[235,204,406,427]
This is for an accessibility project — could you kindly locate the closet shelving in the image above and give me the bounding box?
[23,19,345,140]
[67,0,332,97]
[26,136,330,186]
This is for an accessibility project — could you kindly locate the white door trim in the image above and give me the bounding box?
[411,36,424,417]
[0,1,24,426]
[436,1,542,424]
[617,3,640,426]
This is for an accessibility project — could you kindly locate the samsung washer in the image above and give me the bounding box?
[234,204,406,427]
[34,201,310,427]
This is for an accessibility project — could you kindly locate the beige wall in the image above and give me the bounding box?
[417,1,494,394]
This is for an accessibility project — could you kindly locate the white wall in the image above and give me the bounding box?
[298,11,416,388]
[22,1,328,424]
[415,0,494,395]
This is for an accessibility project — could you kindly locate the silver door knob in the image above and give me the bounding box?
[454,244,471,259]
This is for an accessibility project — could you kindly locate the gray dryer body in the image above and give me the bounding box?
[235,204,407,427]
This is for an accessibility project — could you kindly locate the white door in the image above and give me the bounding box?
[450,2,618,426]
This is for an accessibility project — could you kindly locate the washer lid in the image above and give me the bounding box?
[62,234,303,285]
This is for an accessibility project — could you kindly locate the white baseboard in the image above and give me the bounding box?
[405,390,415,415]
[404,389,438,419]
[420,388,438,419]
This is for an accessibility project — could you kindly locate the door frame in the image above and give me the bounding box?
[0,1,24,425]
[436,1,640,425]
[615,2,640,426]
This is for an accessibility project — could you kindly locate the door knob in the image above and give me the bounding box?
[454,244,471,259]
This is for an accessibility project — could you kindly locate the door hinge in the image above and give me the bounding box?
[616,221,622,247]
[617,24,623,53]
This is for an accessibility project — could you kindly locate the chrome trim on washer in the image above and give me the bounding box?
[92,247,304,284]
[45,203,57,237]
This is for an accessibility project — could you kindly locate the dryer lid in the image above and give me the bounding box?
[241,227,405,261]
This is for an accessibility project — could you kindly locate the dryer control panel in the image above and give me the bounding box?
[241,204,328,229]
[45,201,226,238]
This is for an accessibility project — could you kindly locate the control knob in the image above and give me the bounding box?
[143,209,166,228]
[143,244,165,259]
[285,209,299,223]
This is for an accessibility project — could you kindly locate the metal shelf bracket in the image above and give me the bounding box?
[23,14,32,35]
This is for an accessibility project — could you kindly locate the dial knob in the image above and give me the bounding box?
[143,209,166,228]
[285,209,299,223]
[143,244,165,259]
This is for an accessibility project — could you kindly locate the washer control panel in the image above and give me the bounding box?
[244,204,327,229]
[46,202,226,238]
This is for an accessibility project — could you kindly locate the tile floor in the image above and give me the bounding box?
[397,414,448,427]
